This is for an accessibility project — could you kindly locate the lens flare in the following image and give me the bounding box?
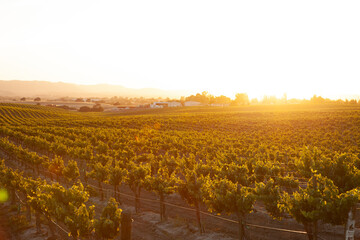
[0,189,8,203]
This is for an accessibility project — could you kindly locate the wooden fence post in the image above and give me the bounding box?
[121,210,132,240]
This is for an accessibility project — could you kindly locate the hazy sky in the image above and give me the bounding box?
[1,0,359,99]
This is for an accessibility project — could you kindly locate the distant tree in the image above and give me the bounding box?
[185,91,210,104]
[34,97,41,101]
[261,95,278,105]
[213,95,231,105]
[78,104,104,112]
[336,99,345,104]
[349,99,357,104]
[93,104,104,112]
[250,98,259,104]
[75,98,84,102]
[20,97,26,101]
[58,105,74,110]
[79,106,92,112]
[233,93,249,105]
[311,95,325,104]
[180,96,185,106]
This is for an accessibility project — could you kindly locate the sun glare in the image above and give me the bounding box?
[0,0,359,100]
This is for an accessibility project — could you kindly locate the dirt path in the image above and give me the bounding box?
[0,202,56,240]
[0,204,11,240]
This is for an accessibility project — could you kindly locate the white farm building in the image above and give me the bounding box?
[150,102,182,108]
[184,101,202,107]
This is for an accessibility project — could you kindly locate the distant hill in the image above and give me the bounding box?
[0,80,190,98]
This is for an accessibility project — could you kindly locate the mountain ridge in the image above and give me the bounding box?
[0,80,190,98]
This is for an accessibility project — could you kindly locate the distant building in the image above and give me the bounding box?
[118,106,137,110]
[210,103,230,107]
[138,104,150,108]
[168,102,182,107]
[184,101,202,107]
[150,101,182,108]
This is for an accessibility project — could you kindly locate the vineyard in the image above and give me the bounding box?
[1,103,360,240]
